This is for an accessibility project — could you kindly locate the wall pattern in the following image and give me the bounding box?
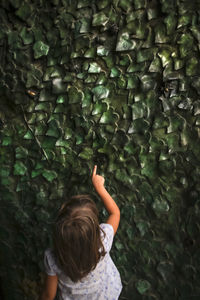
[0,0,200,299]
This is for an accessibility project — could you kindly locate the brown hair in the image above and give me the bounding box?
[53,195,106,282]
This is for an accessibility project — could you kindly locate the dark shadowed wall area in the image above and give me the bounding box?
[0,0,200,299]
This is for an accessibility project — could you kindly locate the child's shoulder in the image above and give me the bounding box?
[44,248,60,276]
[100,223,114,252]
[100,223,114,235]
[45,248,55,261]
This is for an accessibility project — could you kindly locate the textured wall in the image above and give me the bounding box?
[0,0,200,299]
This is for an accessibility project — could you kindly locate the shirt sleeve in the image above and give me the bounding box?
[100,223,114,252]
[44,248,58,276]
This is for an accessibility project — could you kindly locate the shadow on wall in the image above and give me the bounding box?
[0,278,4,300]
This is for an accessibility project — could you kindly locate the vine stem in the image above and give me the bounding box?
[21,105,50,163]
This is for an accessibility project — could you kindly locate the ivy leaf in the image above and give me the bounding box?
[42,170,57,182]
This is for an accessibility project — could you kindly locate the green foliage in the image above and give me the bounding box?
[0,0,200,299]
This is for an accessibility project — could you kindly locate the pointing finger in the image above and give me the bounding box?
[92,165,97,177]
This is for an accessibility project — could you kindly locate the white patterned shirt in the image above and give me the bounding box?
[44,223,122,300]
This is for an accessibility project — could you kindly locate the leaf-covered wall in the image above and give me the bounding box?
[1,0,200,299]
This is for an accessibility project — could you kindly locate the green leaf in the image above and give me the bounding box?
[157,261,174,282]
[91,85,110,100]
[15,3,32,21]
[158,48,171,67]
[92,102,108,115]
[88,62,101,73]
[79,18,90,34]
[41,137,56,149]
[46,121,60,138]
[136,221,149,237]
[52,78,67,94]
[0,167,10,177]
[115,169,131,184]
[137,49,154,63]
[78,148,93,160]
[115,240,124,250]
[92,12,108,27]
[100,110,119,124]
[42,170,57,182]
[116,32,136,51]
[20,27,34,45]
[33,41,49,59]
[31,169,42,178]
[16,147,28,159]
[97,46,109,56]
[110,67,121,78]
[152,198,170,214]
[2,136,12,146]
[126,75,139,89]
[132,102,146,120]
[68,87,83,104]
[35,102,51,112]
[56,95,68,104]
[14,161,27,176]
[23,130,34,140]
[186,57,199,76]
[136,280,151,294]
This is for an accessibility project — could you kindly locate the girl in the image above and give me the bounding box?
[40,165,122,300]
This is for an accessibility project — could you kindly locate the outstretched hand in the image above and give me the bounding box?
[92,165,105,191]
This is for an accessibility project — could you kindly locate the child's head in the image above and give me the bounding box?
[53,195,106,282]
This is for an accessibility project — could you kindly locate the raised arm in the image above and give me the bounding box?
[92,165,120,235]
